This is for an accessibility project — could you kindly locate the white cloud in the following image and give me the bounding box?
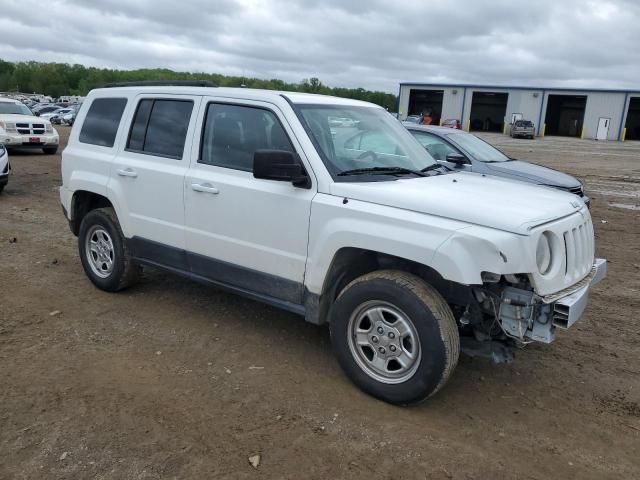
[0,0,637,93]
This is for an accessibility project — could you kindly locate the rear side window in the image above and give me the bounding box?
[199,103,294,171]
[79,98,127,147]
[126,99,193,159]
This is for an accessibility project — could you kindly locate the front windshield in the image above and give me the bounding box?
[298,104,437,177]
[0,102,32,115]
[446,132,510,163]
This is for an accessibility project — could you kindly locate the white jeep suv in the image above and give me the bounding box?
[60,83,606,404]
[0,97,59,154]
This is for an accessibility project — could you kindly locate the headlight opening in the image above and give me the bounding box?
[536,232,553,275]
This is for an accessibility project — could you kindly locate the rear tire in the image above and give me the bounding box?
[330,270,459,405]
[78,207,140,292]
[43,146,58,154]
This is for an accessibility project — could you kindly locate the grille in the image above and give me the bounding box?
[15,122,45,135]
[568,186,583,197]
[563,218,594,283]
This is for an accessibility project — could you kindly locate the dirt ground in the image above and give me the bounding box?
[1,128,639,479]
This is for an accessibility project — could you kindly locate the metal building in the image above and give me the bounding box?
[398,83,640,141]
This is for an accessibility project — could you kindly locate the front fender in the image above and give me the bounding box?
[305,195,470,294]
[431,226,535,285]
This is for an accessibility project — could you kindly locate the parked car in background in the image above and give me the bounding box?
[0,98,60,154]
[62,103,82,126]
[404,124,590,205]
[404,114,422,124]
[442,119,461,129]
[62,111,75,126]
[32,104,60,116]
[510,120,535,139]
[60,84,605,405]
[41,107,75,124]
[0,144,10,193]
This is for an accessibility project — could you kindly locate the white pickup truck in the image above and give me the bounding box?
[60,83,606,404]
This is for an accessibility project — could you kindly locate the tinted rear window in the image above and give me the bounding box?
[515,120,533,127]
[126,99,193,159]
[79,98,127,147]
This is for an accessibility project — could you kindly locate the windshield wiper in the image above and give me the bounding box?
[337,167,426,177]
[420,163,447,173]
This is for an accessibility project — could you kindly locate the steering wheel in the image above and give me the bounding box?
[356,150,379,163]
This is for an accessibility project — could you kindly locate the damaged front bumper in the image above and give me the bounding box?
[498,258,607,344]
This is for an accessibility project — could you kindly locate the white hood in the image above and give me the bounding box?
[329,172,583,235]
[0,113,50,124]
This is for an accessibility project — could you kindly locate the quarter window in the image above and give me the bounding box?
[126,99,193,159]
[79,98,127,147]
[199,103,294,171]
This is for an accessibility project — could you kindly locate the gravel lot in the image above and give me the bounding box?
[1,127,639,479]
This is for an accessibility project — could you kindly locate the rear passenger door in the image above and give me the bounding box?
[184,99,315,305]
[108,95,200,266]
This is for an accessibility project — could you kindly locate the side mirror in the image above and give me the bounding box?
[445,153,468,166]
[253,150,310,188]
[34,112,40,116]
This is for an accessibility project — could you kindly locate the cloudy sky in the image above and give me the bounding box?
[0,0,638,93]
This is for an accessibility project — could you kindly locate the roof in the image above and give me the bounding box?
[89,86,377,107]
[0,97,21,104]
[403,123,466,135]
[399,82,640,95]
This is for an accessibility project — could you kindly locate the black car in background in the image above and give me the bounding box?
[404,124,590,205]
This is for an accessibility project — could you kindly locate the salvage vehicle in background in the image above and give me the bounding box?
[403,114,422,124]
[405,124,590,205]
[510,119,535,139]
[0,98,60,154]
[442,118,461,129]
[61,103,83,126]
[32,104,60,116]
[41,107,75,124]
[60,83,606,405]
[0,144,9,193]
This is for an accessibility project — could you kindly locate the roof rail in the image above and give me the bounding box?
[101,80,217,88]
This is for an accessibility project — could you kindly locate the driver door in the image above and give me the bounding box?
[183,98,316,305]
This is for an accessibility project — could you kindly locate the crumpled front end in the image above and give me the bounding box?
[494,258,606,344]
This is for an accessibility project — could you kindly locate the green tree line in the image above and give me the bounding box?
[0,60,397,110]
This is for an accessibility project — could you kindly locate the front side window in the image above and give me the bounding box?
[410,132,460,161]
[199,103,294,171]
[298,104,437,178]
[126,99,193,159]
[79,98,128,147]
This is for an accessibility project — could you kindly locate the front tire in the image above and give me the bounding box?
[43,146,58,154]
[78,207,140,292]
[330,270,459,405]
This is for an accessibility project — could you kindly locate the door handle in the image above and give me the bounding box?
[191,183,219,194]
[117,168,138,178]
